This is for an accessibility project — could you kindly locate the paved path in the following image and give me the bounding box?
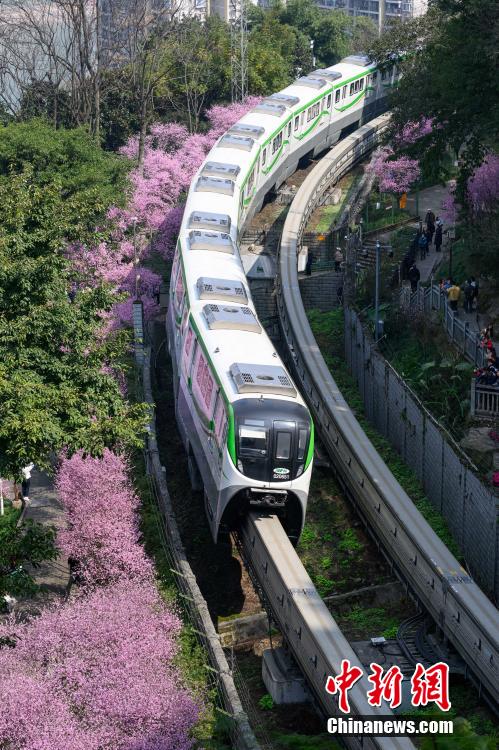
[20,469,70,611]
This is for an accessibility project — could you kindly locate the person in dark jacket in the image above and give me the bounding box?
[408,263,421,292]
[305,250,314,276]
[470,277,479,310]
[418,232,428,260]
[463,279,474,313]
[434,222,443,252]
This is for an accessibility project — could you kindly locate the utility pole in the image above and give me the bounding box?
[230,0,248,102]
[378,0,385,36]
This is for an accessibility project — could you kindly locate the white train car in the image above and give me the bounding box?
[167,55,395,542]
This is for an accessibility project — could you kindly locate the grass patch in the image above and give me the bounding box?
[297,468,391,598]
[338,605,400,640]
[307,308,463,560]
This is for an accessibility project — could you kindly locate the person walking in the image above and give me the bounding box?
[447,281,460,313]
[408,263,421,293]
[470,277,479,310]
[434,222,443,252]
[334,247,343,272]
[418,231,428,260]
[21,463,34,504]
[463,279,474,313]
[305,250,314,276]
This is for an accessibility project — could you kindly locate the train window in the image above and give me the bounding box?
[327,94,331,108]
[262,148,267,165]
[182,326,195,376]
[287,122,291,137]
[174,267,185,313]
[214,394,226,443]
[300,112,305,125]
[247,168,255,194]
[342,85,346,99]
[335,90,340,104]
[239,426,267,456]
[294,116,299,131]
[193,350,216,416]
[272,131,283,154]
[349,83,355,96]
[359,78,364,90]
[275,432,291,460]
[297,429,308,460]
[306,102,320,123]
[321,97,326,110]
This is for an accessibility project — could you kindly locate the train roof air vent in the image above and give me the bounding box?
[268,94,300,106]
[313,69,342,82]
[197,277,247,304]
[230,363,297,397]
[294,76,327,89]
[229,124,265,138]
[195,175,234,196]
[189,212,231,231]
[219,134,255,152]
[189,231,234,254]
[201,162,240,179]
[203,305,261,333]
[251,102,287,118]
[341,55,371,67]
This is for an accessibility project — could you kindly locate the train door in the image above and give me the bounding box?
[271,420,295,482]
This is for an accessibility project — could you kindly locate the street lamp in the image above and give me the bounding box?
[310,39,315,68]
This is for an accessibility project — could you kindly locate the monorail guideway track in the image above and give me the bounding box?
[276,119,499,710]
[238,513,415,750]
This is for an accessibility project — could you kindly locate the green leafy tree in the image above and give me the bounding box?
[368,0,499,202]
[0,512,58,600]
[0,124,147,479]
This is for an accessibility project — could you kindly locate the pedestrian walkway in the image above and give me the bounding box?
[20,468,70,612]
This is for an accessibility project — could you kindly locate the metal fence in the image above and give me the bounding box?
[398,284,499,418]
[345,308,499,600]
[399,283,487,368]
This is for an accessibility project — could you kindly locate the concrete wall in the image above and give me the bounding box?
[299,271,343,312]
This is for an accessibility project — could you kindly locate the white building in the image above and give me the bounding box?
[314,0,428,25]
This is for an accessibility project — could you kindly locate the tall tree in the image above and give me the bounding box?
[0,123,147,479]
[368,0,499,202]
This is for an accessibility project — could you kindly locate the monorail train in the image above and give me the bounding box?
[167,55,396,542]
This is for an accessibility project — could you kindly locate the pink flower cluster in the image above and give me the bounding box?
[56,450,153,587]
[467,153,499,215]
[0,582,198,750]
[118,97,261,259]
[371,146,421,194]
[395,118,434,146]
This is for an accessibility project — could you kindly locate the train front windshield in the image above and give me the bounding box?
[234,399,311,483]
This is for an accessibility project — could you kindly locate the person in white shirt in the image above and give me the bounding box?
[21,463,34,504]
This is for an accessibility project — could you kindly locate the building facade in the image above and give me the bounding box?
[315,0,428,25]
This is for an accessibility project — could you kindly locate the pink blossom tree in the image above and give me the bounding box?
[467,153,499,216]
[56,450,153,587]
[0,582,199,750]
[371,146,421,194]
